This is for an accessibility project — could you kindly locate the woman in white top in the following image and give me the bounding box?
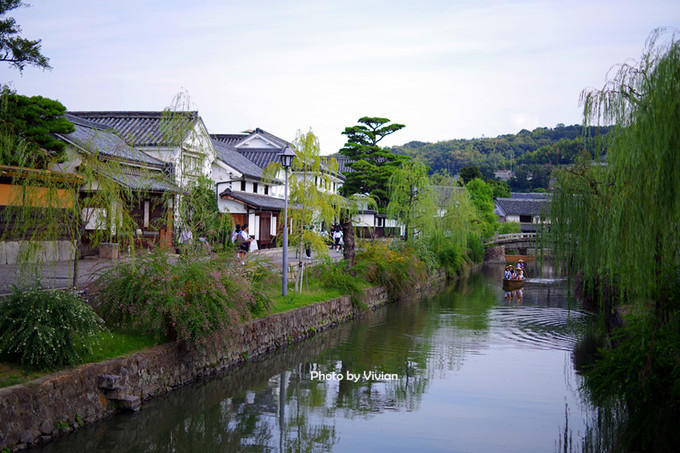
[237,224,252,264]
[333,227,343,251]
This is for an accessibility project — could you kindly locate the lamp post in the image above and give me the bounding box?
[278,145,296,296]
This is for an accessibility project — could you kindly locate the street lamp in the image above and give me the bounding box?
[279,144,296,296]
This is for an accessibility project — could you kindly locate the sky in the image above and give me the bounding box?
[3,0,679,154]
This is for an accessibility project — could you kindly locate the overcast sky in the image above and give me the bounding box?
[3,0,679,154]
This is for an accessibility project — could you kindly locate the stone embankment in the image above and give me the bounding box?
[0,272,446,451]
[484,245,505,263]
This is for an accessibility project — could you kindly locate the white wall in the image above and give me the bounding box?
[353,213,375,228]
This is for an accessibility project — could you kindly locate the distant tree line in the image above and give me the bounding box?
[391,124,612,192]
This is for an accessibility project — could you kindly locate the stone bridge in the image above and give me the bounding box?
[483,233,542,262]
[483,232,538,248]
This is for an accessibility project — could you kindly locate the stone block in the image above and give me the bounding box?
[99,243,118,260]
[97,374,122,390]
[41,241,58,263]
[3,241,20,265]
[58,241,76,261]
[106,386,130,400]
[39,420,54,436]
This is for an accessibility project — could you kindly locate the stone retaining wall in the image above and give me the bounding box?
[0,273,446,451]
[483,245,505,263]
[0,240,76,265]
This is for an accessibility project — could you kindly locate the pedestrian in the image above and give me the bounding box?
[333,226,343,252]
[178,227,193,254]
[237,224,252,264]
[231,224,241,244]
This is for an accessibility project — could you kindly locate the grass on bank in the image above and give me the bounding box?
[1,239,465,388]
[0,261,371,388]
[0,329,164,388]
[264,278,374,314]
[0,283,357,388]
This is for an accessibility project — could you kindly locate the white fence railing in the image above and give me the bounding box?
[483,233,537,246]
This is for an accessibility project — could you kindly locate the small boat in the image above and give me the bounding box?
[503,279,525,291]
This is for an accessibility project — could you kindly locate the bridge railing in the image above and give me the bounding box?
[483,232,537,246]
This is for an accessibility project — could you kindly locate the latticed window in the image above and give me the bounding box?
[182,154,204,176]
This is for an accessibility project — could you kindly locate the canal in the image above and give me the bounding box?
[33,262,598,452]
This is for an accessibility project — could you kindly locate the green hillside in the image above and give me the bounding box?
[390,124,611,189]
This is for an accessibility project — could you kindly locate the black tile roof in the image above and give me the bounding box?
[211,133,249,146]
[68,111,199,147]
[212,128,289,149]
[510,192,551,199]
[329,155,354,174]
[211,139,263,180]
[103,167,179,193]
[247,128,289,148]
[59,113,166,168]
[219,188,285,211]
[495,197,550,217]
[237,148,283,169]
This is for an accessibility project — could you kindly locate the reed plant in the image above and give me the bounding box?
[94,250,270,350]
[356,240,427,300]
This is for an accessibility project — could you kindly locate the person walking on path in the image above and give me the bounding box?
[237,224,253,264]
[332,227,343,252]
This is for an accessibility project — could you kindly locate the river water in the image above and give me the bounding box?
[34,262,598,452]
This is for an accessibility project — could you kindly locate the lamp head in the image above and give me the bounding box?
[278,145,296,169]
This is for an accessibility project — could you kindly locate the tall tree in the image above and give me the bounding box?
[0,87,74,168]
[265,130,343,290]
[459,165,482,184]
[0,0,50,72]
[552,29,680,448]
[554,28,680,304]
[386,160,436,243]
[339,116,409,208]
[465,178,497,238]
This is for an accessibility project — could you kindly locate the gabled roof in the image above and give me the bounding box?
[237,128,289,149]
[68,111,200,147]
[211,128,289,150]
[211,133,249,146]
[237,148,284,169]
[510,192,551,199]
[58,114,166,168]
[211,139,263,180]
[495,197,550,217]
[219,187,285,211]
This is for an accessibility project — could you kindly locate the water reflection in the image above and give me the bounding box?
[33,263,598,453]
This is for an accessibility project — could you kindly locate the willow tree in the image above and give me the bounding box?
[551,29,680,448]
[387,160,436,243]
[1,146,137,290]
[552,28,680,305]
[431,179,481,255]
[265,130,343,291]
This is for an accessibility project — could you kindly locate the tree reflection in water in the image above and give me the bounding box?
[32,266,600,453]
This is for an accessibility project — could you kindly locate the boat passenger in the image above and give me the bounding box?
[515,266,524,280]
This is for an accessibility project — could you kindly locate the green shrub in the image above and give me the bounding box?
[0,287,105,370]
[583,313,680,451]
[94,251,270,349]
[310,258,367,307]
[356,241,426,299]
[436,241,465,276]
